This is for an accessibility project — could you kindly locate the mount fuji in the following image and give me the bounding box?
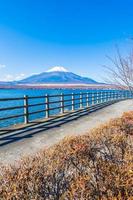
[18,66,98,84]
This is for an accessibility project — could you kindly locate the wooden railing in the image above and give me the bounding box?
[0,90,131,128]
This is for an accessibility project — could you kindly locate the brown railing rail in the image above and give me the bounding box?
[0,90,131,128]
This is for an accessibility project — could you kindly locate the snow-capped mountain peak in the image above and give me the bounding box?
[46,66,68,72]
[18,66,98,84]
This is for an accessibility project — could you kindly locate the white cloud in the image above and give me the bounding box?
[15,73,25,80]
[1,73,25,81]
[4,74,14,81]
[0,64,6,69]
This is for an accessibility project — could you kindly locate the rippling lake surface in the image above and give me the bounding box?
[0,88,117,128]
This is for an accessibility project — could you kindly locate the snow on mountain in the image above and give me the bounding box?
[46,66,68,72]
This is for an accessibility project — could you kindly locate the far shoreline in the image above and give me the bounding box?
[0,83,119,90]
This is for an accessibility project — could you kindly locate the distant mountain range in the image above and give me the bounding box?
[17,66,99,85]
[0,81,13,85]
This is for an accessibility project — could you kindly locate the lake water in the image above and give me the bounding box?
[0,88,126,128]
[0,88,94,98]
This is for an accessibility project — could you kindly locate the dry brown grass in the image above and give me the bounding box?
[0,112,133,199]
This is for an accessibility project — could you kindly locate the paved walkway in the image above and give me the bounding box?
[0,99,133,166]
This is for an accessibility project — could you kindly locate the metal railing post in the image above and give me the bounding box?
[24,95,29,124]
[102,91,104,102]
[72,93,74,111]
[115,91,117,100]
[60,93,64,114]
[80,92,82,108]
[105,91,107,102]
[106,91,108,102]
[127,91,129,99]
[109,91,111,101]
[96,91,99,104]
[123,91,125,99]
[92,93,94,105]
[114,91,116,100]
[45,94,50,118]
[109,91,110,101]
[121,91,123,99]
[116,91,118,100]
[129,91,130,98]
[121,91,122,99]
[112,91,114,100]
[118,91,120,99]
[110,91,112,101]
[108,91,109,101]
[104,91,106,102]
[117,91,119,99]
[119,91,121,99]
[124,91,126,99]
[101,91,103,103]
[105,91,106,102]
[86,92,89,107]
[107,91,109,101]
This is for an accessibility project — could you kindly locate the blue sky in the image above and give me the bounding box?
[0,0,133,82]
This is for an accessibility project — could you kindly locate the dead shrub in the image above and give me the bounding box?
[0,112,133,199]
